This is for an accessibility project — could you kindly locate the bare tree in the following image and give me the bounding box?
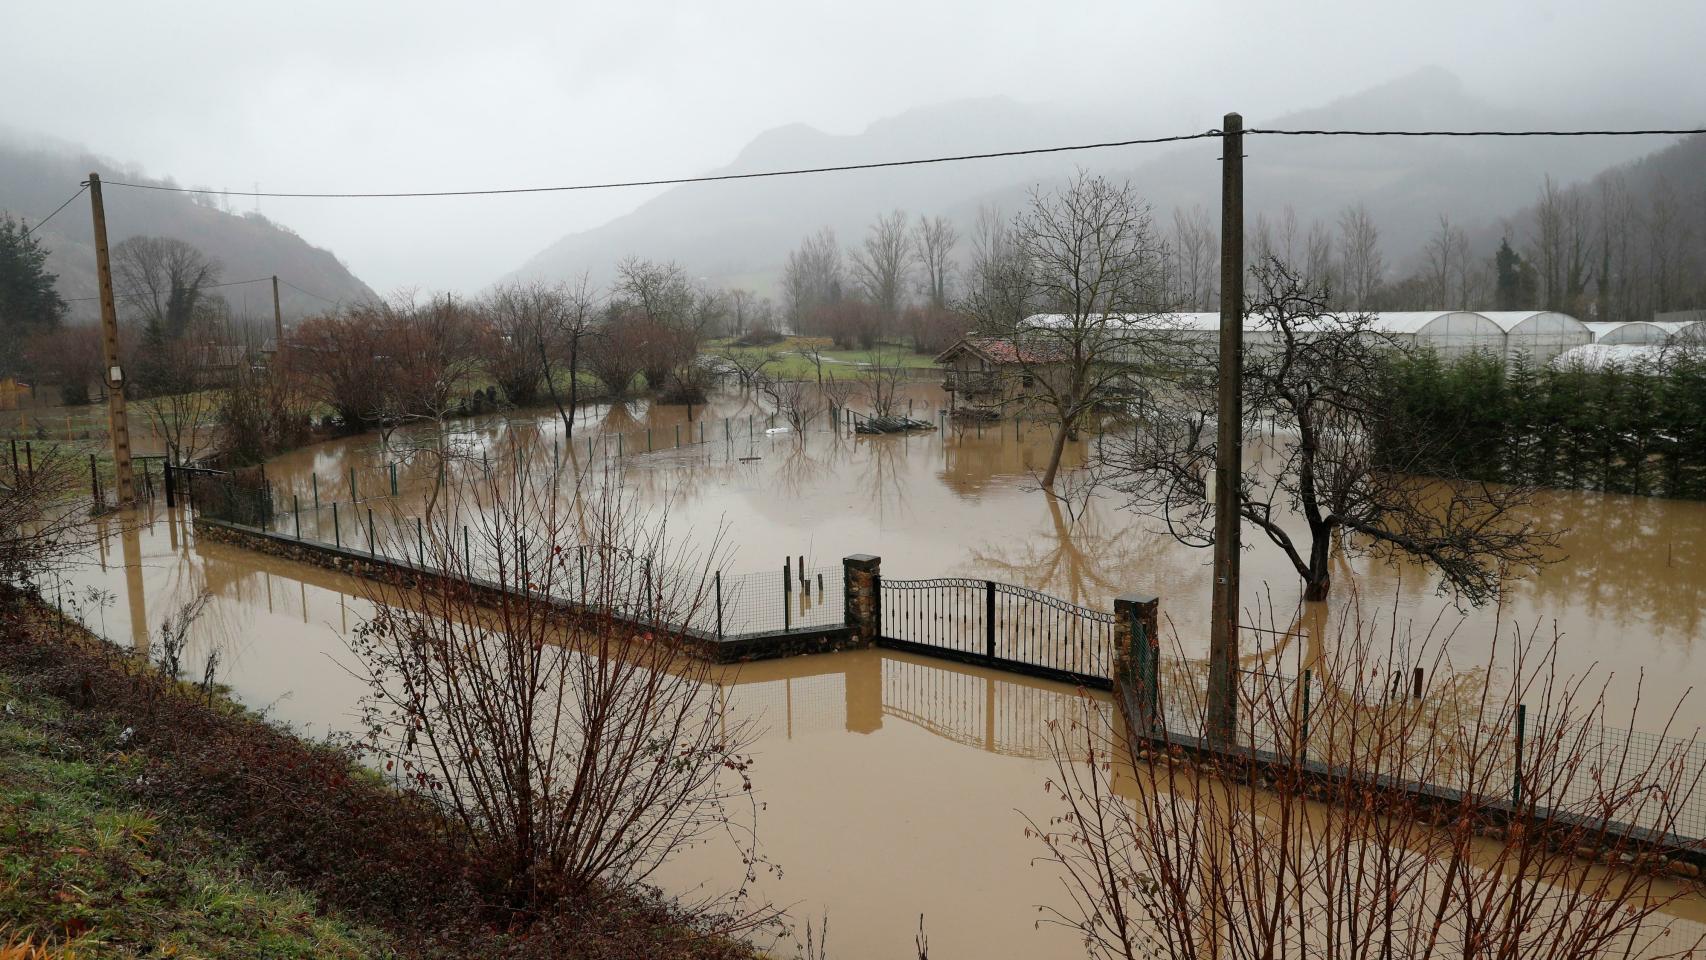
[912,214,958,310]
[1110,259,1557,604]
[967,204,1027,328]
[860,348,909,419]
[1336,203,1384,310]
[1170,205,1219,312]
[849,209,912,331]
[963,172,1171,495]
[112,235,222,341]
[1425,214,1473,309]
[781,228,843,334]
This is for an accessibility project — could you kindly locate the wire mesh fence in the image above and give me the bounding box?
[1126,658,1706,844]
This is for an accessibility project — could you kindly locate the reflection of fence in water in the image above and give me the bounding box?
[881,656,1106,761]
[721,673,848,740]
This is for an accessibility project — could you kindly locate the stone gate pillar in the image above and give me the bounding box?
[843,554,881,646]
[1114,593,1160,733]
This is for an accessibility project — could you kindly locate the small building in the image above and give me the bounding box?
[934,337,1066,416]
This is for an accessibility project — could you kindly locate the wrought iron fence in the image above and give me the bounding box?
[877,577,1117,686]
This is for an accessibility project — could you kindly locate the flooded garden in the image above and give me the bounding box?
[53,379,1706,957]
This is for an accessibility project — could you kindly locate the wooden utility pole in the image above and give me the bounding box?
[1206,113,1243,744]
[87,173,135,506]
[271,275,284,346]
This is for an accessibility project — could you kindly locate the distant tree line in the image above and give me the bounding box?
[1378,349,1706,500]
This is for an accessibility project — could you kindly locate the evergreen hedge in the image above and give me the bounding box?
[1377,349,1706,500]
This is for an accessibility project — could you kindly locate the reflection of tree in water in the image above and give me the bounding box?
[1520,490,1706,640]
[966,491,1168,609]
[853,434,918,525]
[936,422,1093,497]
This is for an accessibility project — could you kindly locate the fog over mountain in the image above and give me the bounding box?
[5,0,1703,297]
[507,68,1677,296]
[0,132,376,323]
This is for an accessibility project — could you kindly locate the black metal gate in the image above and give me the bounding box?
[877,577,1115,689]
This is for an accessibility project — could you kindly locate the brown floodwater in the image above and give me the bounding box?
[53,381,1706,957]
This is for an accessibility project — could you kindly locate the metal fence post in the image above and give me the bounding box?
[390,461,398,496]
[647,427,652,452]
[715,571,724,639]
[332,502,340,547]
[311,472,319,510]
[1513,703,1527,807]
[417,515,425,566]
[985,580,996,660]
[349,466,357,502]
[783,561,791,631]
[675,423,681,447]
[293,495,301,539]
[724,418,730,443]
[367,508,375,553]
[463,525,471,568]
[1300,668,1312,748]
[164,462,176,507]
[579,546,588,599]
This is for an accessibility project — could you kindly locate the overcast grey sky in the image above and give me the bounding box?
[6,0,1704,293]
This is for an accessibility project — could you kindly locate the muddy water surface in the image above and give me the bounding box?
[55,382,1706,957]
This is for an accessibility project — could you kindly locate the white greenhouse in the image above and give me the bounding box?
[1478,311,1594,366]
[1585,321,1673,345]
[1367,312,1507,361]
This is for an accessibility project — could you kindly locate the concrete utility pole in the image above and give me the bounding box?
[271,275,284,347]
[1206,113,1243,744]
[87,173,135,506]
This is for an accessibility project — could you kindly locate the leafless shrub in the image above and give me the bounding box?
[350,465,775,930]
[155,592,212,681]
[1030,607,1706,960]
[0,444,102,588]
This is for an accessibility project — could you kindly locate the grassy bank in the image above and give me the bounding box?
[0,594,759,959]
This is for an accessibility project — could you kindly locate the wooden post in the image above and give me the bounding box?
[1206,112,1244,745]
[87,174,135,505]
[271,275,284,347]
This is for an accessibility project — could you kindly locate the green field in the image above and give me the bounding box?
[703,337,938,380]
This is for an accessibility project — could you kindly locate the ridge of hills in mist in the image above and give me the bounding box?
[504,67,1688,298]
[0,131,377,325]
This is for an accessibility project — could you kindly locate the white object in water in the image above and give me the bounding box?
[764,426,792,434]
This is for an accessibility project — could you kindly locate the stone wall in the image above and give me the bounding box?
[195,517,866,665]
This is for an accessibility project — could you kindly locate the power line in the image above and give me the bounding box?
[95,131,1224,198]
[85,126,1705,201]
[63,275,276,303]
[277,276,342,305]
[1248,127,1706,138]
[20,185,88,238]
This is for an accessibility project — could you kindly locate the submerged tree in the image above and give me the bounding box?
[962,171,1172,495]
[1109,259,1557,604]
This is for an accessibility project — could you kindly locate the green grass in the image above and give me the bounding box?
[0,679,394,958]
[704,337,938,380]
